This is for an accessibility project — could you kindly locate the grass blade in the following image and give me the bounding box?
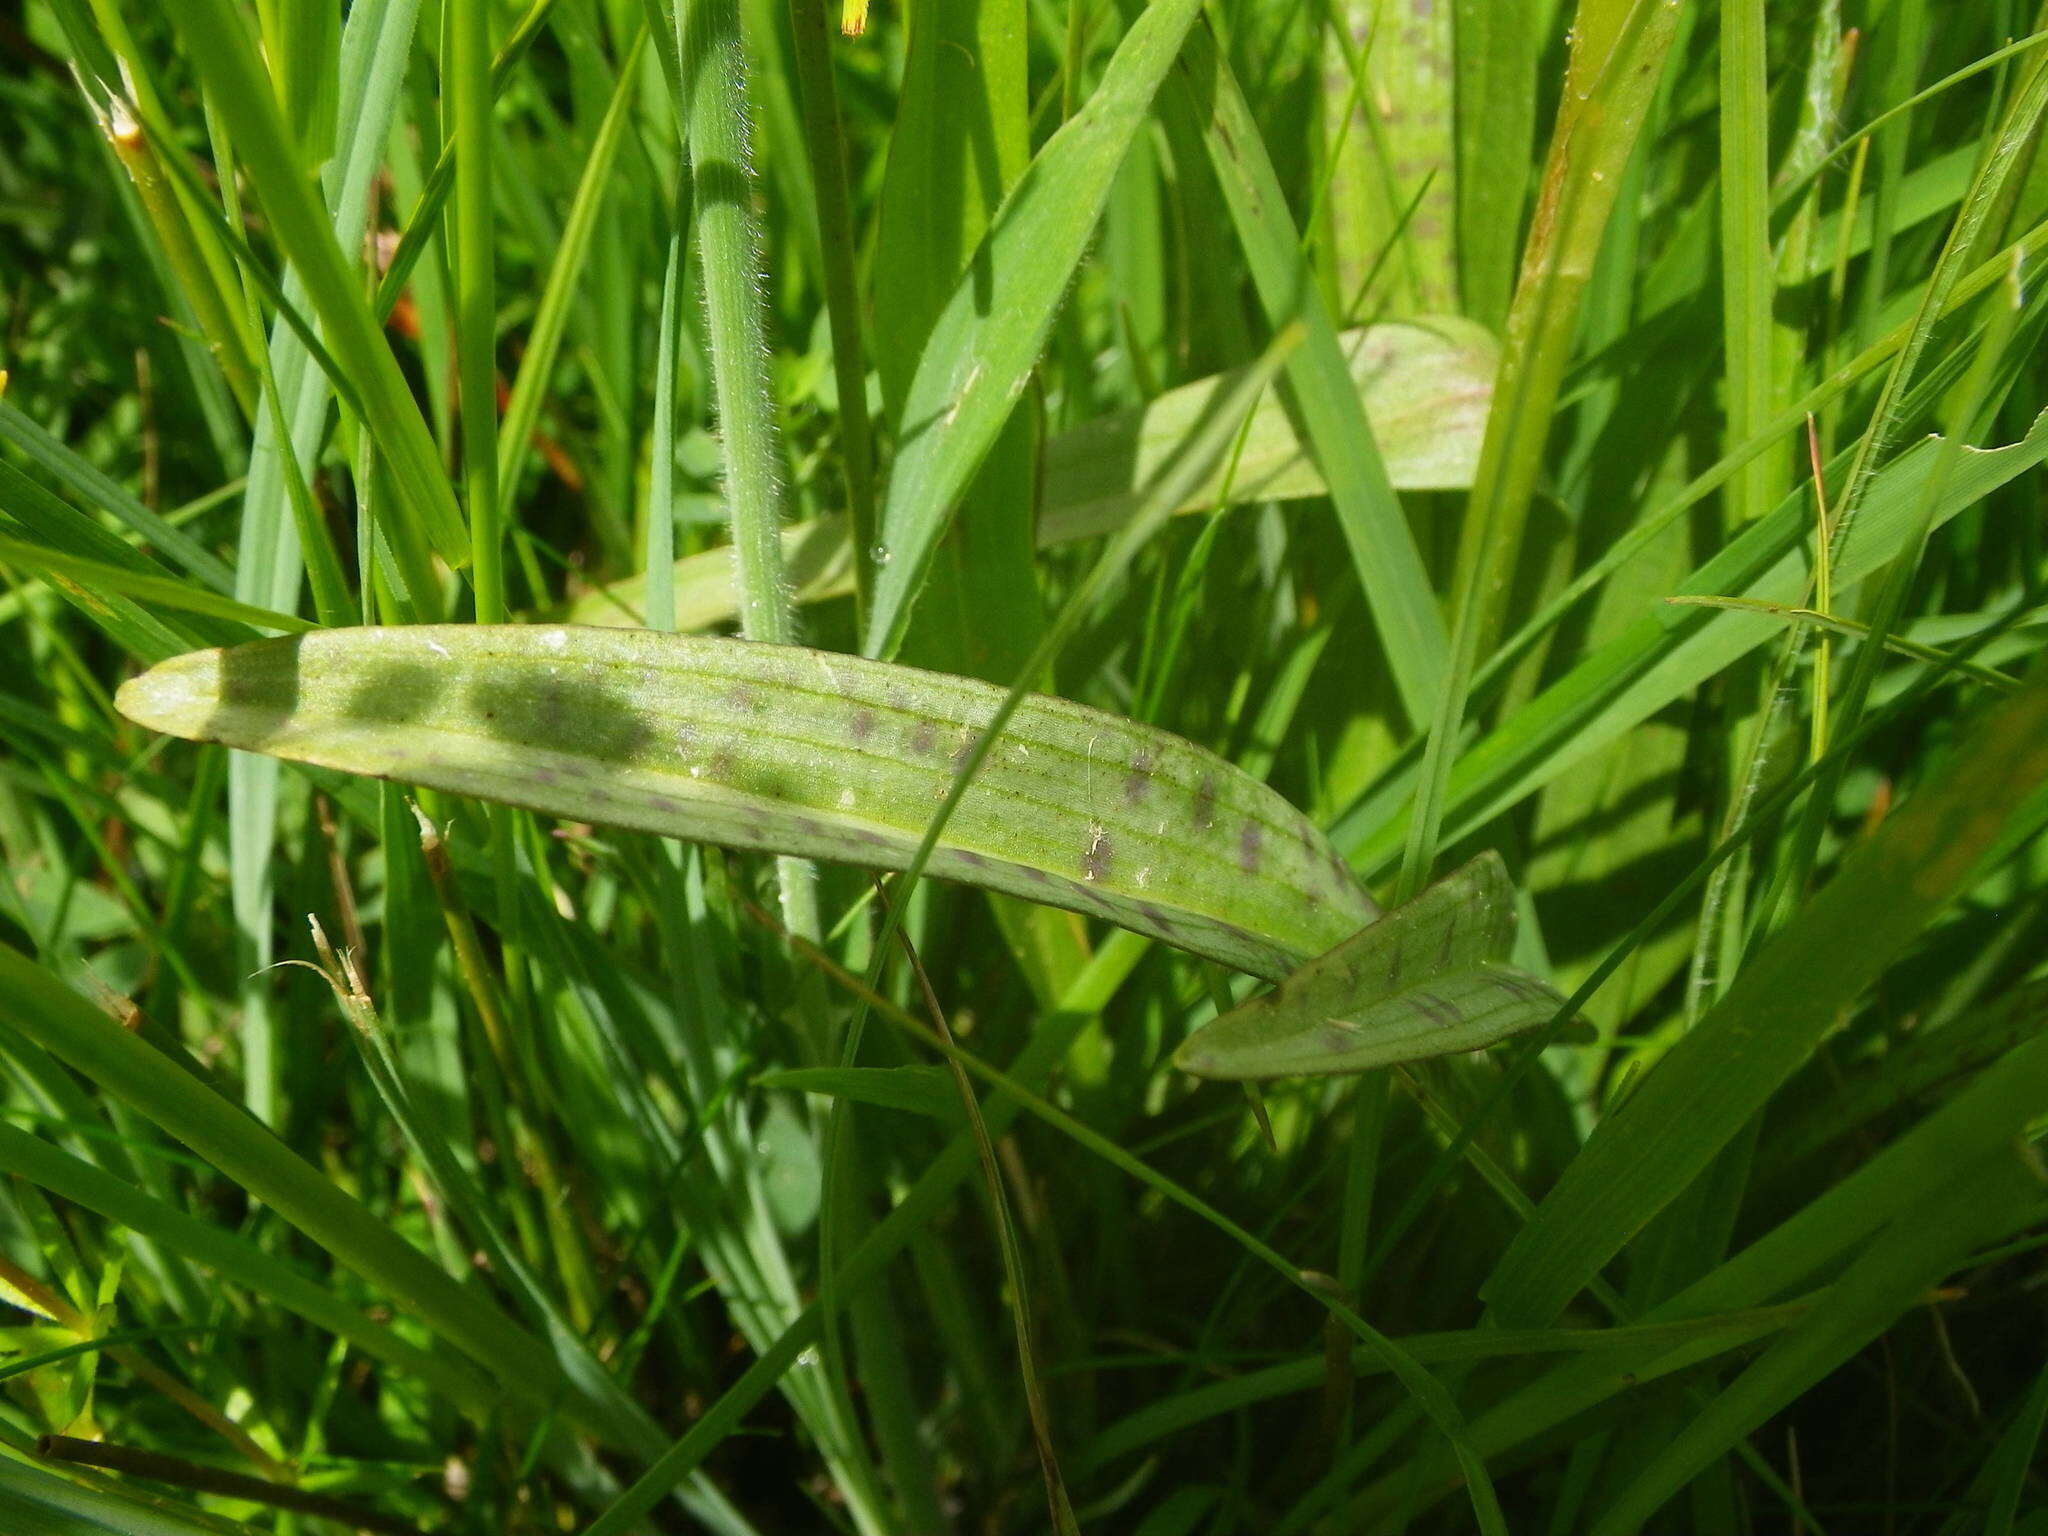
[1482,668,2048,1329]
[163,0,468,569]
[572,317,1493,628]
[862,0,1210,657]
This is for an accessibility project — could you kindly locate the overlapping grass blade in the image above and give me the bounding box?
[163,0,468,569]
[1344,404,2048,868]
[1482,668,2048,1331]
[861,0,1210,658]
[1163,21,1449,726]
[573,317,1493,628]
[0,1455,267,1536]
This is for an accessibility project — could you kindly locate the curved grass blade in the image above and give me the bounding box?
[114,625,1375,980]
[1175,851,1569,1079]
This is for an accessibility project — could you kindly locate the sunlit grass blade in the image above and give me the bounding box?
[1344,404,2048,870]
[163,0,468,569]
[572,317,1492,628]
[1482,668,2048,1330]
[1166,22,1449,726]
[0,535,307,643]
[0,400,233,594]
[495,29,648,524]
[862,0,1210,658]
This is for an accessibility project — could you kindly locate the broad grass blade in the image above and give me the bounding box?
[1483,669,2048,1331]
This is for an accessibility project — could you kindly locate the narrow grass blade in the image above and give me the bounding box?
[495,28,647,520]
[0,943,584,1425]
[115,625,1374,979]
[1399,0,1685,895]
[862,0,1210,657]
[784,0,877,607]
[162,0,467,568]
[0,399,233,594]
[451,0,500,617]
[1664,594,2022,692]
[1482,668,2048,1330]
[0,1455,267,1536]
[1588,1149,2041,1535]
[0,534,303,641]
[571,318,1492,629]
[0,1120,495,1414]
[1167,21,1450,725]
[1452,0,1535,329]
[1347,405,2048,869]
[1176,852,1569,1079]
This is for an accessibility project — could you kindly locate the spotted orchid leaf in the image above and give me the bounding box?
[115,625,1376,982]
[1173,852,1571,1079]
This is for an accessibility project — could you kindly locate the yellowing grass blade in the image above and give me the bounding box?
[116,625,1376,980]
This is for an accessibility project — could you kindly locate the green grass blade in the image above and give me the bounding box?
[1482,668,2048,1330]
[495,28,649,523]
[1589,1148,2039,1534]
[572,317,1492,628]
[784,0,878,612]
[450,0,501,618]
[1452,0,1535,329]
[114,625,1372,979]
[0,534,303,642]
[0,1120,496,1414]
[0,400,234,594]
[1399,0,1685,896]
[861,0,1210,658]
[0,943,591,1429]
[1167,21,1449,726]
[163,0,468,569]
[1346,405,2048,870]
[0,1455,267,1536]
[1717,0,1777,531]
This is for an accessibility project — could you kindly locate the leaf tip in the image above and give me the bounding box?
[116,648,226,741]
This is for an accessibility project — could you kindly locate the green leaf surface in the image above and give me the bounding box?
[1482,667,2048,1331]
[863,0,1208,658]
[570,318,1493,630]
[115,625,1376,980]
[1176,852,1569,1079]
